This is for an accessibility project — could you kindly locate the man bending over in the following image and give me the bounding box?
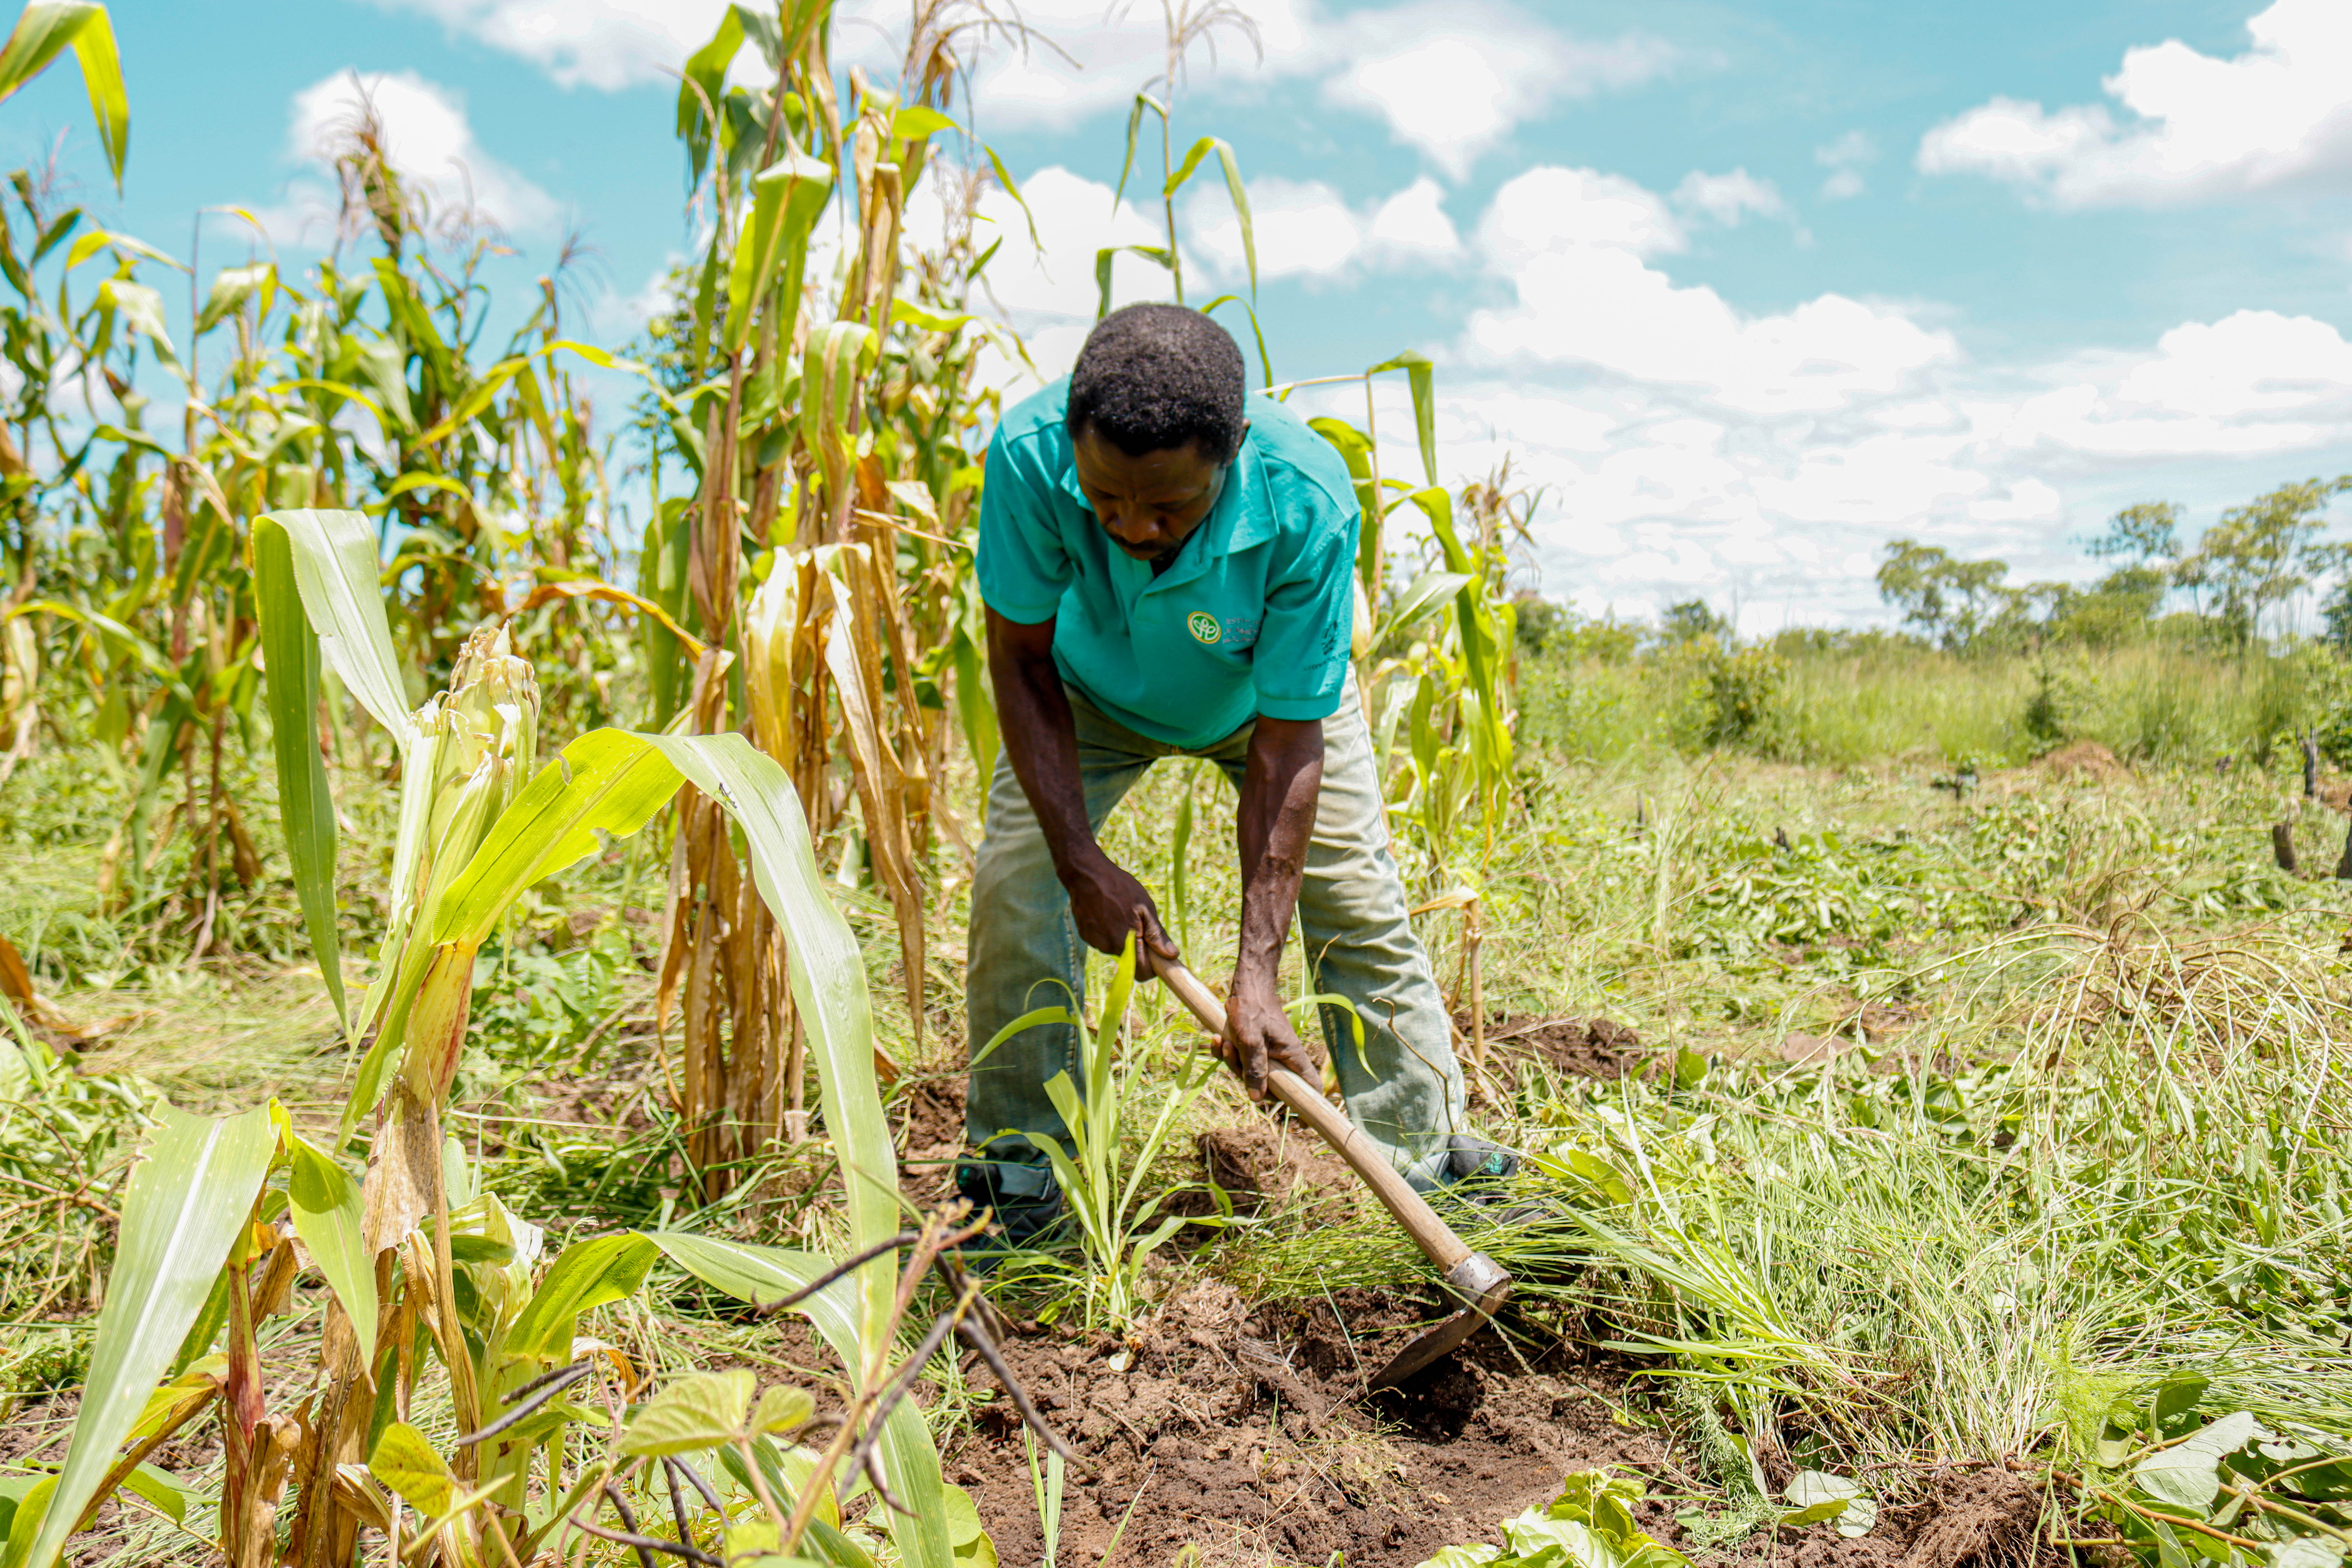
[959,303,1505,1242]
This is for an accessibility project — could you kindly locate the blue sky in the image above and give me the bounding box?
[8,0,2352,627]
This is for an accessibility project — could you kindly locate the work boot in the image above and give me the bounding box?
[1443,1134,1520,1182]
[1435,1134,1556,1227]
[953,1153,1067,1264]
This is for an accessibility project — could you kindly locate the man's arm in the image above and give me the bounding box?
[1224,715,1324,1100]
[986,605,1176,961]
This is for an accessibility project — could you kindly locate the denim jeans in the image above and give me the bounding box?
[963,676,1468,1189]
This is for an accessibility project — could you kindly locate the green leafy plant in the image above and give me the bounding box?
[1416,1469,1693,1568]
[974,935,1223,1333]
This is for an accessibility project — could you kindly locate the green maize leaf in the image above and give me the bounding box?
[892,298,973,334]
[4,1104,276,1568]
[355,730,798,1128]
[891,104,955,141]
[803,322,879,489]
[950,631,996,822]
[1379,569,1475,647]
[413,357,526,445]
[643,735,899,1292]
[1092,243,1172,319]
[428,728,689,948]
[1305,418,1380,591]
[0,1479,52,1550]
[734,0,784,65]
[124,1357,223,1444]
[118,1464,190,1526]
[1201,293,1273,388]
[350,334,415,434]
[412,340,640,447]
[0,3,126,191]
[286,1135,376,1365]
[639,497,694,727]
[62,225,179,274]
[7,599,173,693]
[255,509,412,748]
[373,470,468,506]
[1367,350,1438,486]
[618,1369,757,1457]
[647,1234,953,1568]
[981,142,1040,248]
[728,146,834,356]
[1163,137,1255,296]
[95,278,176,371]
[501,1231,658,1378]
[677,5,743,182]
[1110,91,1164,210]
[251,517,347,1031]
[195,261,272,335]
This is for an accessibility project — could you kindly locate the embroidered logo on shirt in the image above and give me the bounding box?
[1187,611,1221,644]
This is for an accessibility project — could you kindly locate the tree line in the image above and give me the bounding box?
[1877,477,2352,653]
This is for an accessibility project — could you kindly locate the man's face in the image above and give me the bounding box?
[1070,422,1243,566]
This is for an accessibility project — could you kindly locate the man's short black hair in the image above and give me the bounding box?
[1066,303,1247,465]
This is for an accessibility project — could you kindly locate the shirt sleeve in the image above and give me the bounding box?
[1251,476,1357,721]
[975,427,1073,625]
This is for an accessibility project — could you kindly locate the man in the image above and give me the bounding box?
[959,303,1501,1243]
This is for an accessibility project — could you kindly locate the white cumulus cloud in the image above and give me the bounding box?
[1815,130,1875,199]
[1466,165,1942,414]
[1672,168,1792,228]
[1272,160,2352,627]
[360,0,1672,188]
[1185,174,1462,284]
[356,0,729,90]
[1322,3,1675,178]
[1917,0,2352,206]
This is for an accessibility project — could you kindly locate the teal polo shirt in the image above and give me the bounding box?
[977,379,1359,750]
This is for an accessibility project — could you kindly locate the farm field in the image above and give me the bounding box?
[0,2,2348,1567]
[7,685,2352,1567]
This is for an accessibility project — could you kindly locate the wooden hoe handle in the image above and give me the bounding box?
[1148,954,1476,1276]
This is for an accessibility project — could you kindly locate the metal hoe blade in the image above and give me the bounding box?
[1365,1250,1513,1390]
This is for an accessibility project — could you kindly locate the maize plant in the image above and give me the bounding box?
[1261,353,1529,874]
[0,33,659,974]
[635,0,1042,1193]
[0,504,1032,1568]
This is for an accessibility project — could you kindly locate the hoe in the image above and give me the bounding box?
[1149,953,1515,1390]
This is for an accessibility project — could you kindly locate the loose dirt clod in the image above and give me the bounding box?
[948,1280,1645,1567]
[2032,740,2125,782]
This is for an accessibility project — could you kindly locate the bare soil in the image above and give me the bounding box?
[947,1279,1645,1567]
[1458,1012,1647,1081]
[2038,740,2127,781]
[913,1058,2060,1568]
[946,1279,2060,1568]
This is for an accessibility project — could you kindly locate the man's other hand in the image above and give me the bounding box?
[1060,851,1179,962]
[1222,975,1319,1102]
